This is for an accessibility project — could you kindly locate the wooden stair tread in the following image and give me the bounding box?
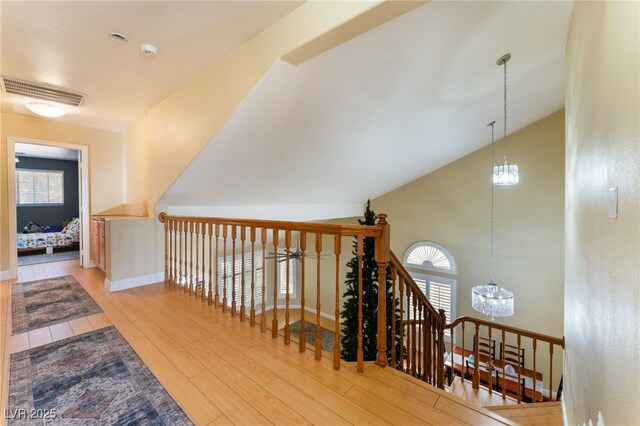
[486,401,563,426]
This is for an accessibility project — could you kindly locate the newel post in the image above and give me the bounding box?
[438,308,447,389]
[375,214,390,367]
[159,213,168,286]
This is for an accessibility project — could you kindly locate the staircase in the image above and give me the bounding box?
[487,401,564,425]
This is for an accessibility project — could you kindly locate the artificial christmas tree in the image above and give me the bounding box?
[340,200,399,362]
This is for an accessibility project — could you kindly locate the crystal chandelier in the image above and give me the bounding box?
[493,53,519,186]
[472,121,514,320]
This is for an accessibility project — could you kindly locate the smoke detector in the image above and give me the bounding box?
[140,43,158,56]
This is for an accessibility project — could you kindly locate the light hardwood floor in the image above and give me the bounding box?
[1,261,513,425]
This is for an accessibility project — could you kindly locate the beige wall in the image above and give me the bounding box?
[374,110,565,335]
[124,116,149,208]
[123,1,414,213]
[0,112,124,272]
[564,2,640,425]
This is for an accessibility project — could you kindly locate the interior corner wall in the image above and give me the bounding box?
[564,2,640,425]
[373,110,565,337]
[131,1,393,211]
[123,115,149,215]
[0,112,124,272]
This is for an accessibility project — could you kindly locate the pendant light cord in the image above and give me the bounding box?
[488,120,496,283]
[502,59,508,166]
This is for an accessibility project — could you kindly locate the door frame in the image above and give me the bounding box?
[7,137,90,278]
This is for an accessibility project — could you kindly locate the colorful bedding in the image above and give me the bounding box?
[17,218,80,250]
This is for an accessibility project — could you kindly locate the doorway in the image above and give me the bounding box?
[7,137,90,279]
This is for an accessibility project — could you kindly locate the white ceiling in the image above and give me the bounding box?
[161,1,573,214]
[15,142,78,161]
[0,1,302,131]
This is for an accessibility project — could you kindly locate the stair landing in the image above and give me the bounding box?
[487,401,564,425]
[447,375,520,407]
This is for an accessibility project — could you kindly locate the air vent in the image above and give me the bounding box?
[1,77,85,107]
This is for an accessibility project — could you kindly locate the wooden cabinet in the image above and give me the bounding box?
[91,217,106,271]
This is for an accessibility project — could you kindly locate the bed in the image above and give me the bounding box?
[17,217,80,253]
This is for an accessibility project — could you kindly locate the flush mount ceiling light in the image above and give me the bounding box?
[109,32,128,44]
[493,53,519,186]
[25,102,67,118]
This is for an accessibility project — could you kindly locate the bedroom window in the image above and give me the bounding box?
[16,169,64,206]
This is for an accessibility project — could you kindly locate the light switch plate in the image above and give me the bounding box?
[608,186,618,219]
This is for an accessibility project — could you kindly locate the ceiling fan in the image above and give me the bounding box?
[265,233,330,262]
[265,248,325,263]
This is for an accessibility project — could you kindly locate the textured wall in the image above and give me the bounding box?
[564,2,640,425]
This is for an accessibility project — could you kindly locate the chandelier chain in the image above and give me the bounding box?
[503,59,508,165]
[488,121,496,282]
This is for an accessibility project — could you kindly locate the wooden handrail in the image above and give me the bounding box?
[388,251,446,389]
[446,316,565,348]
[159,211,564,403]
[158,212,382,237]
[158,211,392,374]
[390,252,444,323]
[446,316,564,403]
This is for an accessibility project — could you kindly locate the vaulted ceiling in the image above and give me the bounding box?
[2,1,573,220]
[161,1,573,215]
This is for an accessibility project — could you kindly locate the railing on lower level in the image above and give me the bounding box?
[388,252,447,389]
[158,212,391,372]
[445,317,565,403]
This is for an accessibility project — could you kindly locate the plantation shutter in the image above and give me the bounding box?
[428,280,452,323]
[220,251,264,309]
[278,258,295,296]
[412,276,453,330]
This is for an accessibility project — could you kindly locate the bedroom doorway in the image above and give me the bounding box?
[7,138,90,279]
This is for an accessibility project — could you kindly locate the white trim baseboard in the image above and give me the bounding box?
[304,306,341,323]
[0,270,16,281]
[105,272,164,292]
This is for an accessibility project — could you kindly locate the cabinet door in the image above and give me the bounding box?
[91,219,100,264]
[98,221,106,271]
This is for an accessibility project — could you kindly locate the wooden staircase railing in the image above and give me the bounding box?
[159,212,563,403]
[445,317,565,404]
[388,252,447,389]
[158,212,391,372]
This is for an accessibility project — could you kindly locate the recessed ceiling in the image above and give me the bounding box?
[162,1,573,213]
[0,1,303,131]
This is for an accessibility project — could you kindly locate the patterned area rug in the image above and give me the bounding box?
[290,320,338,353]
[18,250,80,266]
[8,326,192,425]
[11,275,102,335]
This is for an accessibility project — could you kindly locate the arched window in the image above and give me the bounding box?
[403,241,457,326]
[403,241,457,275]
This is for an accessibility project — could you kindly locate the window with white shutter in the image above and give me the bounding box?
[403,241,457,336]
[16,169,64,206]
[278,258,296,298]
[411,274,456,336]
[219,251,264,309]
